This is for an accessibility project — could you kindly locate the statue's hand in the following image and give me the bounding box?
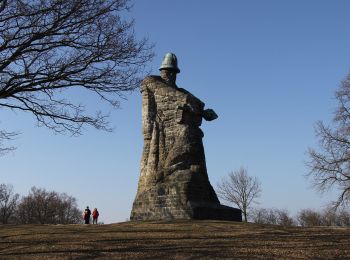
[203,109,218,121]
[177,104,193,112]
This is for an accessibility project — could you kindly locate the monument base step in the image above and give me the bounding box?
[191,204,242,221]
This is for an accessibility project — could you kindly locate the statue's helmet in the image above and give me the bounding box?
[159,53,180,73]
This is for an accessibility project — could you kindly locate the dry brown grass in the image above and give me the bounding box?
[0,220,349,259]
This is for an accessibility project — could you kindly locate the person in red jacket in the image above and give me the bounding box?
[92,208,99,224]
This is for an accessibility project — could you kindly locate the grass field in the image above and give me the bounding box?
[0,220,349,259]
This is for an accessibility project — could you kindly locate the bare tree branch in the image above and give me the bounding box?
[0,0,153,152]
[307,73,350,208]
[0,129,18,155]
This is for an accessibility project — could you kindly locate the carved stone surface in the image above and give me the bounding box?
[130,69,242,221]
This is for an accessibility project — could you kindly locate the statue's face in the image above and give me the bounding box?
[160,69,177,86]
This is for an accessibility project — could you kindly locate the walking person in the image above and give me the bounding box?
[83,206,91,224]
[92,208,99,224]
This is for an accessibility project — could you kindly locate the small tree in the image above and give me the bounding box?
[0,183,19,224]
[307,73,350,208]
[217,167,262,222]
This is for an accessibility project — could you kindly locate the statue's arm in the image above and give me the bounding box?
[177,104,218,121]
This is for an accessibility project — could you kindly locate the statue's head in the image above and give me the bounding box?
[159,53,180,86]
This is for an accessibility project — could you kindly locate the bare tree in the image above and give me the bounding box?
[16,186,81,224]
[217,167,262,222]
[307,73,350,208]
[0,183,19,224]
[0,0,153,152]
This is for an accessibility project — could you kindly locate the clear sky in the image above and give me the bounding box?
[1,0,350,223]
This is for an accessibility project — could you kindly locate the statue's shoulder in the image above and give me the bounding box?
[141,75,163,93]
[141,75,162,86]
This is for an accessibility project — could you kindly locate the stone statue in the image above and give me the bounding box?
[130,53,242,221]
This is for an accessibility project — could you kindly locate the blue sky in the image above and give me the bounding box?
[1,0,350,223]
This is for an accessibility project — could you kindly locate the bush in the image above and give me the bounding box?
[297,209,323,227]
[296,208,350,227]
[250,208,295,226]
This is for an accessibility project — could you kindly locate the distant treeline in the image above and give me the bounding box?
[250,207,350,227]
[1,183,350,226]
[0,184,81,224]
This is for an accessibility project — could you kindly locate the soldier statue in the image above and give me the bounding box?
[130,53,241,221]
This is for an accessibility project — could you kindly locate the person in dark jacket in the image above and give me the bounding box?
[83,206,91,224]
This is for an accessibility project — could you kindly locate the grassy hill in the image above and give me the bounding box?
[0,220,349,259]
